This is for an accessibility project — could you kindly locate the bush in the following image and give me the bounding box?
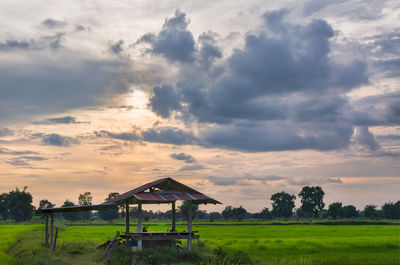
[135,246,204,265]
[212,247,252,265]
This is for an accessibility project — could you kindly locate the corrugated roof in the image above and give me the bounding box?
[104,177,220,205]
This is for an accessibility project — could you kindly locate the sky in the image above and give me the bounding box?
[0,0,399,213]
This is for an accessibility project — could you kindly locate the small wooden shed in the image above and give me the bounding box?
[37,177,221,251]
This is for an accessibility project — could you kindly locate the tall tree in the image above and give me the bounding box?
[98,192,120,222]
[78,191,93,220]
[270,191,296,221]
[78,192,93,206]
[343,205,358,218]
[298,186,325,225]
[38,199,56,218]
[62,200,79,221]
[209,212,222,222]
[6,187,34,222]
[381,201,400,219]
[222,206,234,220]
[178,200,199,219]
[0,193,8,220]
[39,199,55,209]
[328,202,343,219]
[259,207,272,220]
[363,205,377,218]
[232,206,247,221]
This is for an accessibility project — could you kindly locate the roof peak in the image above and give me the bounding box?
[104,177,220,205]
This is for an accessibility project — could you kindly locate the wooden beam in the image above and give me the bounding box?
[137,202,143,250]
[171,201,176,231]
[52,227,59,251]
[125,202,130,233]
[187,201,192,251]
[50,214,54,249]
[45,214,49,248]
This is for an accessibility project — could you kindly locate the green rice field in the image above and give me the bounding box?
[0,225,41,265]
[1,223,399,264]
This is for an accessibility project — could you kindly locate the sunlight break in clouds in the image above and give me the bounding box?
[0,0,399,212]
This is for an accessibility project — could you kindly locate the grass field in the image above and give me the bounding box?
[1,223,399,264]
[0,225,41,265]
[57,224,400,265]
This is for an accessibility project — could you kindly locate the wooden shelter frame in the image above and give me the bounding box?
[36,177,221,251]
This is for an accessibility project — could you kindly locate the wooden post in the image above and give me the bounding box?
[125,202,130,233]
[50,214,54,250]
[45,214,49,248]
[171,201,176,231]
[187,201,192,251]
[52,227,59,251]
[104,231,120,255]
[106,240,118,265]
[131,252,137,265]
[137,202,142,250]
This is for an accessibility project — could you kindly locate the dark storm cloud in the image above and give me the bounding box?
[32,133,79,147]
[202,121,353,152]
[0,40,30,51]
[0,33,65,52]
[34,116,88,125]
[137,10,196,63]
[109,40,124,55]
[207,176,237,186]
[198,32,222,68]
[0,54,132,125]
[40,32,64,50]
[377,134,400,141]
[149,11,367,118]
[170,153,196,163]
[148,85,182,118]
[246,175,286,182]
[75,25,87,32]
[144,10,383,153]
[364,29,400,78]
[109,40,130,60]
[94,130,139,141]
[141,127,197,145]
[94,127,197,146]
[354,126,380,151]
[178,165,206,171]
[348,92,400,126]
[286,177,342,186]
[93,120,353,152]
[0,128,14,137]
[0,147,39,156]
[6,155,48,167]
[42,18,68,29]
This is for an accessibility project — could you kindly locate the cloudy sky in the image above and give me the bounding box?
[0,0,399,212]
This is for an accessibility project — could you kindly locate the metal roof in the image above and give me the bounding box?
[104,177,221,205]
[36,178,221,214]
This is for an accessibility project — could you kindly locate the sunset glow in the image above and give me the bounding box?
[0,0,399,213]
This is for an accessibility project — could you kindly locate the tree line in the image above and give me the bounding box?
[0,186,398,223]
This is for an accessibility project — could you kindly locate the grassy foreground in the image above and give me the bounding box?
[1,223,399,264]
[56,224,400,264]
[0,225,41,265]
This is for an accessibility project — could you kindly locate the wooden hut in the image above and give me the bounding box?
[37,177,221,251]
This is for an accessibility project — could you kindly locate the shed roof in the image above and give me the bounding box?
[36,177,220,214]
[104,177,220,205]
